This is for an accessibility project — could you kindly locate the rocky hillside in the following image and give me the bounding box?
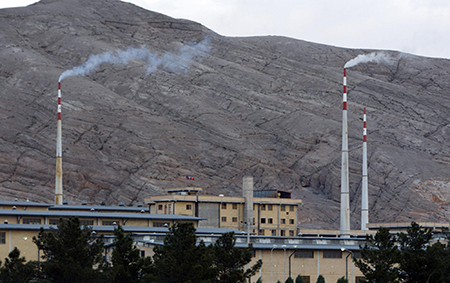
[1,0,450,229]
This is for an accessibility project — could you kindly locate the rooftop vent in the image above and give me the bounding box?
[63,200,68,205]
[137,202,143,207]
[4,220,8,224]
[100,201,106,206]
[12,206,16,210]
[81,201,87,205]
[119,202,125,207]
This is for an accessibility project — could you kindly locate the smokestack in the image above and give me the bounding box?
[340,68,350,237]
[55,82,63,205]
[243,176,254,245]
[361,108,369,230]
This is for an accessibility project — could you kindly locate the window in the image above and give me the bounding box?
[221,216,227,222]
[158,205,163,210]
[81,220,94,226]
[261,218,266,224]
[268,204,273,211]
[281,219,286,224]
[186,204,192,210]
[232,217,238,222]
[281,205,286,211]
[294,251,314,258]
[102,220,119,226]
[271,230,277,236]
[221,203,227,209]
[232,203,238,209]
[261,204,266,210]
[0,232,5,244]
[323,251,342,258]
[289,219,295,225]
[290,205,295,211]
[280,230,285,236]
[140,250,146,258]
[289,230,295,236]
[301,276,311,283]
[258,229,265,236]
[153,222,166,227]
[23,218,41,224]
[268,218,273,224]
[49,219,60,225]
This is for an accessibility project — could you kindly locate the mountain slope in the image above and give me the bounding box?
[1,0,450,229]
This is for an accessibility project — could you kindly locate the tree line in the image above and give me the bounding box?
[0,217,261,283]
[355,221,450,283]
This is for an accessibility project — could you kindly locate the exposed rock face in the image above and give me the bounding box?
[1,0,450,229]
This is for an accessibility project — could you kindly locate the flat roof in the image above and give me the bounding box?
[0,201,52,207]
[49,204,149,212]
[0,210,201,220]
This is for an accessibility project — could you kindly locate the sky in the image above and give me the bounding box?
[2,0,450,59]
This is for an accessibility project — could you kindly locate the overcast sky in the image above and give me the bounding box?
[2,0,450,59]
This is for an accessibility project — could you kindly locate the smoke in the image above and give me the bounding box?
[58,38,211,82]
[344,52,394,69]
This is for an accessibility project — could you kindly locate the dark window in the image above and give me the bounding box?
[102,220,119,226]
[158,205,163,210]
[268,204,273,211]
[221,217,227,222]
[140,250,145,258]
[23,218,41,224]
[271,230,277,236]
[289,230,295,236]
[294,251,314,258]
[0,232,5,244]
[289,219,295,225]
[280,230,285,236]
[186,204,192,210]
[302,276,311,283]
[221,203,227,209]
[281,205,286,211]
[258,229,265,236]
[281,219,286,224]
[323,251,343,258]
[261,218,266,224]
[261,204,266,210]
[232,217,237,222]
[232,203,238,209]
[290,205,295,211]
[268,218,273,224]
[49,219,59,225]
[153,222,165,227]
[81,220,94,226]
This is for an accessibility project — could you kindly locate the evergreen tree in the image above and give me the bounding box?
[33,217,106,283]
[109,225,153,282]
[212,232,262,283]
[0,247,37,282]
[256,277,263,283]
[336,277,348,283]
[295,274,305,283]
[285,277,294,283]
[316,275,325,283]
[397,222,434,283]
[354,227,401,283]
[152,222,214,283]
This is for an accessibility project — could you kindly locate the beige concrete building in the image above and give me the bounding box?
[145,187,302,237]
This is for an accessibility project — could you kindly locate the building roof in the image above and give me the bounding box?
[0,210,202,220]
[0,200,52,207]
[49,204,149,212]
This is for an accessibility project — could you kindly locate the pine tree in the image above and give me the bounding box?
[336,277,348,283]
[295,274,305,283]
[33,217,106,283]
[316,274,325,283]
[285,277,294,283]
[0,247,37,282]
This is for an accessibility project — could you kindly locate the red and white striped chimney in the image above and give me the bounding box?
[361,107,369,230]
[340,68,350,237]
[55,82,63,205]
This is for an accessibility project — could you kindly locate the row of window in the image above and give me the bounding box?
[220,203,296,211]
[220,217,294,225]
[257,229,296,237]
[21,218,111,226]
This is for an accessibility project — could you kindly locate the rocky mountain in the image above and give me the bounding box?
[1,0,450,229]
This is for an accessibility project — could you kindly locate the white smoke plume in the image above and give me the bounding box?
[59,38,210,82]
[344,52,393,69]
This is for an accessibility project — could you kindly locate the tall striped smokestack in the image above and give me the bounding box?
[340,68,350,237]
[55,82,63,205]
[361,108,369,230]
